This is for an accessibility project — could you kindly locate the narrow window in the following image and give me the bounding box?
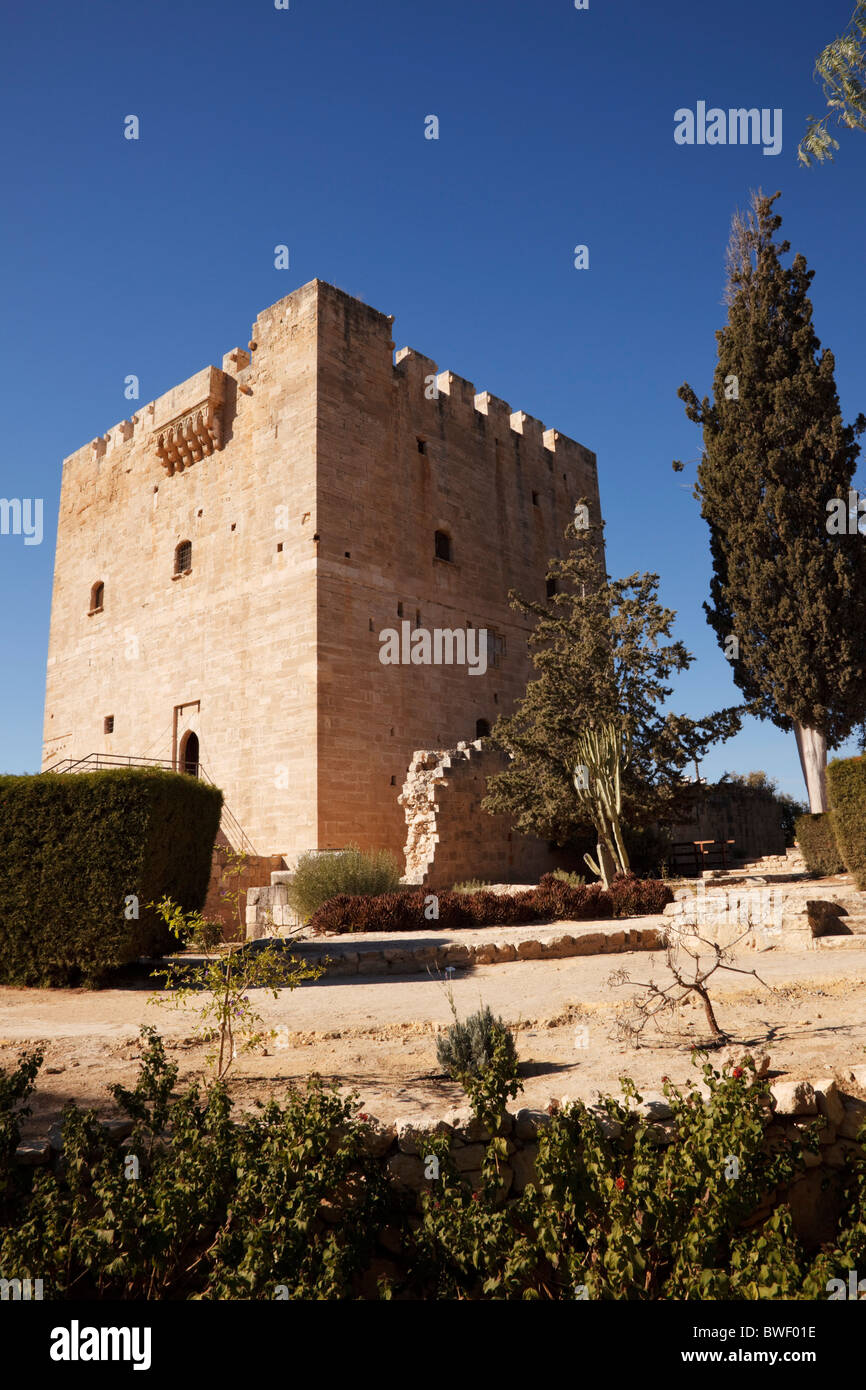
[532,491,539,506]
[397,601,404,617]
[90,581,104,613]
[104,715,114,734]
[175,540,192,575]
[486,631,506,669]
[434,530,452,562]
[475,718,491,738]
[417,437,427,455]
[546,577,557,598]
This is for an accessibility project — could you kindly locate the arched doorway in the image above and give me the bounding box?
[180,730,199,777]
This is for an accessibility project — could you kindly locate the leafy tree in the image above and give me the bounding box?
[676,191,866,812]
[799,2,866,165]
[482,524,741,853]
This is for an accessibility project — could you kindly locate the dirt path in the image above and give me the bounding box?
[3,939,866,1134]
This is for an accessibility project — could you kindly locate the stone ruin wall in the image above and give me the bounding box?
[399,740,568,889]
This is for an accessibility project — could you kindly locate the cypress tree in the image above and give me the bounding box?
[676,191,866,811]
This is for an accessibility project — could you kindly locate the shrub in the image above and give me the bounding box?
[2,1034,865,1300]
[550,869,587,888]
[795,810,845,877]
[452,879,494,894]
[435,1005,519,1086]
[0,770,222,987]
[827,756,866,889]
[608,872,675,918]
[287,846,403,922]
[306,874,673,934]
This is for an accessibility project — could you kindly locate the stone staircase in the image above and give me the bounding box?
[663,847,866,952]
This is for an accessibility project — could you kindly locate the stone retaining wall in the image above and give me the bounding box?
[246,918,669,973]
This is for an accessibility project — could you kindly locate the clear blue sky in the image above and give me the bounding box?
[2,0,864,800]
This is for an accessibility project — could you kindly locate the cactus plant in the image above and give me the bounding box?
[572,723,631,888]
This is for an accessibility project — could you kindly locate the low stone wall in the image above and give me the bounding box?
[204,847,286,940]
[247,917,668,972]
[669,782,787,862]
[348,1072,866,1250]
[662,869,866,952]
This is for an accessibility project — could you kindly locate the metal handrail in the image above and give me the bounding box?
[40,752,259,856]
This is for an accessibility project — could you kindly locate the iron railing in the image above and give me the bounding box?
[41,753,258,857]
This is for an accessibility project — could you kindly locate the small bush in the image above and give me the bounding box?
[608,872,675,918]
[0,769,222,987]
[827,756,866,889]
[550,869,586,888]
[435,1005,518,1082]
[452,879,494,894]
[287,846,403,922]
[795,811,845,877]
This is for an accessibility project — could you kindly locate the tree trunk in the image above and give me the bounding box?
[595,840,617,889]
[793,721,828,813]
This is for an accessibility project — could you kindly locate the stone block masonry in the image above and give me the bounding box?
[400,739,565,887]
[42,280,602,869]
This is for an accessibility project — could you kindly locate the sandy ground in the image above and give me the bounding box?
[2,933,866,1134]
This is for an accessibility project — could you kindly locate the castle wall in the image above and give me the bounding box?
[42,284,321,857]
[43,280,603,868]
[668,783,787,863]
[313,282,601,858]
[399,742,564,889]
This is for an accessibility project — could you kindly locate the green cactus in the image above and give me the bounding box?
[572,723,631,888]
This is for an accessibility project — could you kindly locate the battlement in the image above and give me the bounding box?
[65,357,249,472]
[390,355,590,460]
[61,278,594,483]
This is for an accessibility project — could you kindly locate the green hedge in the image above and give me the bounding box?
[0,769,223,987]
[794,811,845,877]
[827,756,866,890]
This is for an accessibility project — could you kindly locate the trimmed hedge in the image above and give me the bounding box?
[0,769,223,987]
[306,872,673,935]
[795,811,845,878]
[827,756,866,890]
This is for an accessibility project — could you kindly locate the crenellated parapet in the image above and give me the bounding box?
[66,354,252,476]
[392,349,592,463]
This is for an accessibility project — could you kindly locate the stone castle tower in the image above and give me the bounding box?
[42,280,602,872]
